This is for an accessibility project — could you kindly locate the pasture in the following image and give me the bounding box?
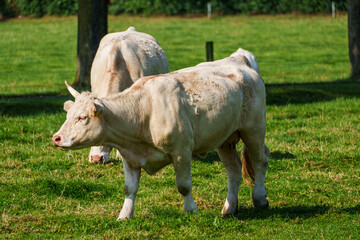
[0,14,359,239]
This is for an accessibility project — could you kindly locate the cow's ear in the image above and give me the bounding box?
[64,100,74,112]
[243,56,251,68]
[90,99,104,117]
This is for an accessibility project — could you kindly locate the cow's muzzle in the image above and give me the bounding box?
[52,134,62,147]
[90,155,104,164]
[52,134,75,150]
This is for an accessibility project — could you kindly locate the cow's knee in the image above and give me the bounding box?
[176,182,197,213]
[177,184,190,196]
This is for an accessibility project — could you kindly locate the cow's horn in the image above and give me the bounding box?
[65,81,80,98]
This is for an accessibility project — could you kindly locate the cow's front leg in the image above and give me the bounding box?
[172,154,197,214]
[118,159,141,220]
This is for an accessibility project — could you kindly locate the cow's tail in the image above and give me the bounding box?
[241,145,255,187]
[241,144,270,187]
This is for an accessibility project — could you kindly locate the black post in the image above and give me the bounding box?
[348,0,360,78]
[74,0,108,88]
[206,41,214,61]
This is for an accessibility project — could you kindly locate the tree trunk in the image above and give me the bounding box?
[73,0,108,89]
[348,0,360,79]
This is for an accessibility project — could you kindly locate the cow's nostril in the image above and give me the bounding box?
[52,135,62,145]
[91,155,104,163]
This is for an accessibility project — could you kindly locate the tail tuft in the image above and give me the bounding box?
[241,145,255,187]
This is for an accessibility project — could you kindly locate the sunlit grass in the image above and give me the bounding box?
[0,95,359,238]
[0,14,350,96]
[0,14,359,239]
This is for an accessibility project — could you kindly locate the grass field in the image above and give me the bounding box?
[0,14,351,96]
[1,14,360,239]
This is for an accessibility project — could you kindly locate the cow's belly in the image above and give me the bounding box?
[141,154,172,175]
[192,105,242,153]
[117,144,172,175]
[193,127,239,153]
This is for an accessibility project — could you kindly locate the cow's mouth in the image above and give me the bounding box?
[58,146,70,151]
[57,144,88,151]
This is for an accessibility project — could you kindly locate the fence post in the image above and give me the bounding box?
[206,41,214,61]
[207,2,211,19]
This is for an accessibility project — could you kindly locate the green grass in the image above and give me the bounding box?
[1,14,360,239]
[0,14,351,96]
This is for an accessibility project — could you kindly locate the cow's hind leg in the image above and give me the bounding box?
[217,132,242,216]
[240,127,270,208]
[118,158,141,220]
[172,153,197,214]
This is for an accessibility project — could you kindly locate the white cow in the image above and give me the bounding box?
[234,48,260,74]
[52,48,270,220]
[89,26,169,164]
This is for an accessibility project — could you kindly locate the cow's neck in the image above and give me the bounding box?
[101,91,149,148]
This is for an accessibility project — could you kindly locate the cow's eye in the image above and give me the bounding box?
[77,116,87,122]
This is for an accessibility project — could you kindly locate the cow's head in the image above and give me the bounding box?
[52,82,105,150]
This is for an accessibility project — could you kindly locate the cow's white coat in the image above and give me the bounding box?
[89,27,169,163]
[53,48,269,220]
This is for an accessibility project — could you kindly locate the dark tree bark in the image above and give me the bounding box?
[348,0,360,78]
[73,0,108,88]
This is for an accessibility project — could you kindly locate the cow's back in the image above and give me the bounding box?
[134,60,265,154]
[91,27,169,98]
[177,63,265,153]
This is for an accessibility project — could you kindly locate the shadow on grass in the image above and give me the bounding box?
[266,79,360,105]
[236,205,330,220]
[0,79,359,117]
[236,203,360,220]
[341,205,360,214]
[194,150,296,163]
[141,205,360,223]
[270,151,296,160]
[32,178,117,200]
[0,96,71,117]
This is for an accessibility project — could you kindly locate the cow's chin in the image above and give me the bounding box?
[56,140,94,151]
[58,146,70,151]
[57,145,84,151]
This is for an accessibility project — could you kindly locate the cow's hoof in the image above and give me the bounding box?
[221,208,238,218]
[221,200,238,217]
[117,216,130,221]
[184,208,198,215]
[117,212,133,220]
[253,198,269,209]
[184,205,198,215]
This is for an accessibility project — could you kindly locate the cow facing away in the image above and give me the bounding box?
[233,48,260,74]
[52,49,270,220]
[89,26,169,164]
